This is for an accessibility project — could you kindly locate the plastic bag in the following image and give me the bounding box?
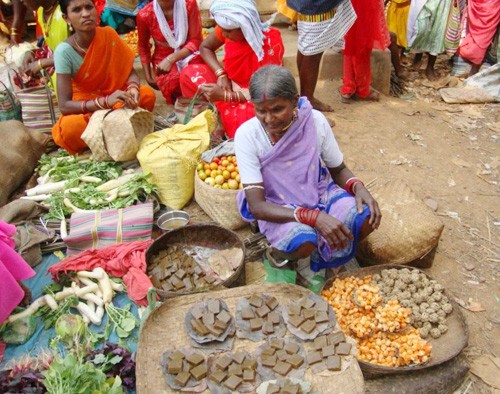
[1,313,36,345]
[137,110,215,209]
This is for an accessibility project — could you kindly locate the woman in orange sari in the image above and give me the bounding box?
[52,0,156,154]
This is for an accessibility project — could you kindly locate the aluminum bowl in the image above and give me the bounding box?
[156,210,190,231]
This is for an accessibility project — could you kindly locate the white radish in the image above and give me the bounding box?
[76,152,92,161]
[82,315,90,324]
[20,194,51,201]
[60,219,68,239]
[110,281,124,292]
[94,267,113,304]
[77,270,104,280]
[95,306,105,326]
[26,181,67,196]
[73,283,99,297]
[37,170,53,185]
[80,175,102,183]
[96,174,136,192]
[44,294,58,311]
[76,302,101,325]
[118,190,131,197]
[63,198,95,214]
[81,292,104,307]
[86,299,96,314]
[8,297,46,322]
[106,190,118,203]
[54,287,75,301]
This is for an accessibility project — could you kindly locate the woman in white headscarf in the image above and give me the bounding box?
[179,0,284,138]
[136,0,203,103]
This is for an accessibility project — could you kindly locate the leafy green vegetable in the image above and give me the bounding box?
[104,304,139,339]
[36,296,79,329]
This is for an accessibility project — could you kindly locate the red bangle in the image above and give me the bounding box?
[295,207,320,227]
[345,177,364,195]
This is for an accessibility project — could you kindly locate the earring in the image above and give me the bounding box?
[68,24,73,32]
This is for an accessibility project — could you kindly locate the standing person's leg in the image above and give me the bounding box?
[297,51,333,112]
[339,53,356,101]
[425,54,438,80]
[354,49,379,100]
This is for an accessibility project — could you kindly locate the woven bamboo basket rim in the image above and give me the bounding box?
[145,223,245,300]
[194,173,246,230]
[136,283,365,394]
[321,264,469,377]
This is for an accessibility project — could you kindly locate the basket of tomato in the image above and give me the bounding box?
[194,155,246,230]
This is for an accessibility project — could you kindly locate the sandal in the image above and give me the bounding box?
[339,91,354,104]
[264,246,294,268]
[355,89,380,101]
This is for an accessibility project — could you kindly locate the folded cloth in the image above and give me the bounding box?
[0,220,36,324]
[48,239,154,305]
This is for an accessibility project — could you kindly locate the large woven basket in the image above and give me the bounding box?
[321,265,469,378]
[145,223,245,300]
[356,180,444,268]
[200,9,216,28]
[194,173,246,230]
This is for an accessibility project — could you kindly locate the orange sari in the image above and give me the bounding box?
[52,27,155,154]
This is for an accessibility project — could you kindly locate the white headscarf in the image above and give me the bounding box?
[210,0,270,61]
[154,0,188,49]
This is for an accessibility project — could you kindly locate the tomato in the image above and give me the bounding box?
[215,175,225,185]
[221,159,229,167]
[209,162,218,170]
[223,170,231,180]
[198,171,207,181]
[212,157,220,164]
[230,171,238,179]
[205,169,212,176]
[227,163,235,172]
[228,179,239,190]
[204,163,211,171]
[196,163,203,171]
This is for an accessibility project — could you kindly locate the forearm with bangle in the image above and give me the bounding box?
[344,177,365,195]
[80,96,112,114]
[293,207,321,227]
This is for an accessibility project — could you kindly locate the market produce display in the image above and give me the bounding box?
[257,377,312,394]
[257,339,307,380]
[197,155,242,190]
[122,30,138,55]
[185,298,235,343]
[161,349,208,390]
[322,274,433,367]
[207,351,260,392]
[235,294,286,341]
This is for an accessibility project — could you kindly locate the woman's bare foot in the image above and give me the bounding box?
[310,97,334,112]
[425,67,438,81]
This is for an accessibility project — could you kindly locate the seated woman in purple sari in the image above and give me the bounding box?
[235,65,381,276]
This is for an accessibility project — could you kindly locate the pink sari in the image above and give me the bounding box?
[0,221,35,324]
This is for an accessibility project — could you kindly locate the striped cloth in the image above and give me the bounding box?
[297,0,357,56]
[64,202,154,256]
[17,85,60,134]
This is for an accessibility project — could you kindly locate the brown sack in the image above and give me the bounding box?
[0,120,49,207]
[82,108,154,162]
[356,180,444,267]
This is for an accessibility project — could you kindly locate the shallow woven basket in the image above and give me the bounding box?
[321,265,469,378]
[194,173,246,230]
[200,9,216,28]
[356,180,444,268]
[145,223,245,300]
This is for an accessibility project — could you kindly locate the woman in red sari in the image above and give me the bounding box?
[136,0,203,104]
[339,0,390,101]
[179,0,284,138]
[52,0,155,154]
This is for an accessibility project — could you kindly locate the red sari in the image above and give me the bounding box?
[136,0,203,104]
[180,26,284,138]
[340,0,390,98]
[52,27,155,154]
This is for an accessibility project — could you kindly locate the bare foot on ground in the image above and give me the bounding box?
[425,68,439,81]
[310,97,334,112]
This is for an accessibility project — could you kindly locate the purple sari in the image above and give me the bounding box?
[237,97,370,270]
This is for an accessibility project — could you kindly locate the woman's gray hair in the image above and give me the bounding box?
[249,65,298,103]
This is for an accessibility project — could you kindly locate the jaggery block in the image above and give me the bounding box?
[242,358,257,370]
[273,361,292,376]
[190,363,208,380]
[256,305,271,318]
[183,360,191,372]
[266,383,280,394]
[284,342,299,355]
[170,350,185,360]
[270,338,285,350]
[261,354,277,368]
[224,375,243,390]
[167,358,183,374]
[214,318,228,331]
[283,381,300,394]
[241,307,256,320]
[232,352,246,365]
[302,309,315,321]
[228,364,243,377]
[307,351,322,365]
[175,371,191,387]
[328,332,346,346]
[336,342,352,356]
[209,370,226,384]
[314,311,329,324]
[288,314,305,328]
[183,277,193,290]
[300,319,317,334]
[313,335,328,350]
[186,353,204,366]
[175,269,186,279]
[202,312,215,326]
[217,310,232,325]
[204,275,216,284]
[216,356,233,371]
[262,321,275,334]
[267,311,281,325]
[266,296,279,310]
[191,319,210,336]
[326,355,341,371]
[250,317,264,331]
[322,345,336,358]
[315,300,329,312]
[300,298,315,309]
[276,349,289,361]
[288,354,304,368]
[191,306,204,320]
[249,295,264,308]
[261,346,276,356]
[243,369,255,382]
[288,304,301,316]
[205,323,224,337]
[207,299,221,314]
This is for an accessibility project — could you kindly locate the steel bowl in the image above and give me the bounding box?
[156,210,190,231]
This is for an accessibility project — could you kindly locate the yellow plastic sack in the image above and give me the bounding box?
[137,110,215,209]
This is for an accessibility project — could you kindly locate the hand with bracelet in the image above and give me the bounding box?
[126,80,140,106]
[156,54,176,74]
[214,67,232,91]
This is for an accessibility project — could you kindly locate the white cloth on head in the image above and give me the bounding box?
[153,0,196,70]
[210,0,268,61]
[297,0,357,56]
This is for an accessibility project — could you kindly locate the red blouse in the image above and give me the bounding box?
[136,0,202,66]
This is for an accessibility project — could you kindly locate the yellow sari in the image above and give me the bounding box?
[37,5,69,52]
[386,0,411,48]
